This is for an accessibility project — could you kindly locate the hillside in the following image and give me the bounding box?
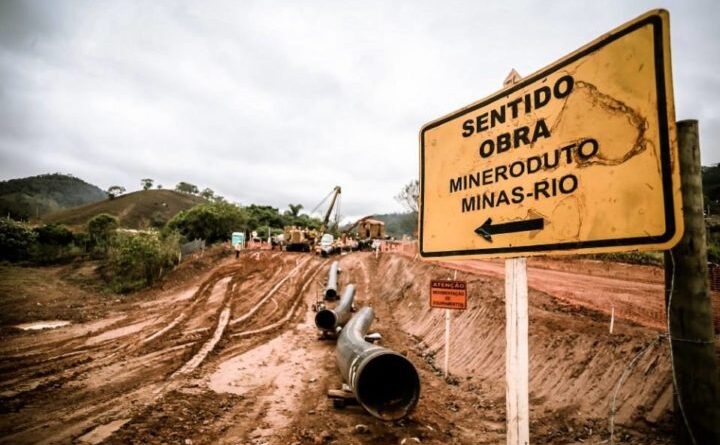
[43,189,206,229]
[0,173,106,220]
[371,212,417,238]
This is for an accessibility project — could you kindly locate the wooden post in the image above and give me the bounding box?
[609,305,615,334]
[501,69,529,445]
[506,257,529,445]
[665,119,720,444]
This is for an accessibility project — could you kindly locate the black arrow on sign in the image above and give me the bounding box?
[474,217,545,242]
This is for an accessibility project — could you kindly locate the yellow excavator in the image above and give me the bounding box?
[342,216,386,250]
[284,186,341,253]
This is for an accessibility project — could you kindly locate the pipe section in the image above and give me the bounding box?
[325,261,339,300]
[336,307,420,420]
[315,284,355,332]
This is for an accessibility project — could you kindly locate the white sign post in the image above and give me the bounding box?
[443,269,459,378]
[501,72,530,445]
[444,308,451,378]
[505,257,529,445]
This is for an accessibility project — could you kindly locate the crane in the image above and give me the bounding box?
[312,186,342,256]
[310,186,342,233]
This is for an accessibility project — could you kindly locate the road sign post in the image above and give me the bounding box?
[506,257,529,445]
[501,71,530,445]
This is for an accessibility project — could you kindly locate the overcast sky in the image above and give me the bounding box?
[1,0,718,222]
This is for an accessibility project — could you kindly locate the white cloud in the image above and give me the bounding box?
[1,0,718,221]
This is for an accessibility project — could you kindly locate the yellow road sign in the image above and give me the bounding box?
[419,9,682,259]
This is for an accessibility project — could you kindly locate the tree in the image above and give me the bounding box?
[166,201,248,243]
[395,179,419,213]
[156,184,162,189]
[200,188,215,200]
[175,182,199,195]
[141,178,154,190]
[288,204,303,217]
[107,185,126,200]
[245,204,284,229]
[0,218,36,261]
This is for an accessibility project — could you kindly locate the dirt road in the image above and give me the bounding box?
[0,250,689,444]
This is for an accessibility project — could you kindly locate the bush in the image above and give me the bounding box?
[107,231,180,293]
[34,223,74,246]
[0,218,36,261]
[87,213,118,253]
[31,223,77,264]
[708,231,720,264]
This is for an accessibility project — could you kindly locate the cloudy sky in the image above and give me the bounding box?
[0,0,718,222]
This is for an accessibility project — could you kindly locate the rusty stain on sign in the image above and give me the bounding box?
[419,9,682,259]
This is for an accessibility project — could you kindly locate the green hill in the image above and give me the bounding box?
[371,212,417,238]
[0,173,107,220]
[703,163,720,214]
[43,189,206,229]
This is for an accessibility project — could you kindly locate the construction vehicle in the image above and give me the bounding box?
[283,226,322,252]
[342,216,386,250]
[283,186,341,253]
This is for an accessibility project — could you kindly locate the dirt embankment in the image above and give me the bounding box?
[0,250,686,444]
[374,256,672,434]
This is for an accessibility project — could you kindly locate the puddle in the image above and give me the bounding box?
[14,320,71,331]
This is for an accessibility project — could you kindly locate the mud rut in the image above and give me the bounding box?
[0,252,328,444]
[0,251,678,444]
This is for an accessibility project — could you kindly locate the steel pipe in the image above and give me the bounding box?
[315,284,355,332]
[336,307,420,420]
[325,261,339,300]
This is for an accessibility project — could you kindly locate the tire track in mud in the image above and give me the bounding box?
[230,261,325,339]
[0,262,244,401]
[94,256,325,445]
[0,253,291,445]
[80,253,319,442]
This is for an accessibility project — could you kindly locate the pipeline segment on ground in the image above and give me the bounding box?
[335,306,420,421]
[325,261,340,301]
[315,284,355,333]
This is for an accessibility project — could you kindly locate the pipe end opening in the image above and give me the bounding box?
[315,310,337,331]
[325,289,338,301]
[356,353,420,420]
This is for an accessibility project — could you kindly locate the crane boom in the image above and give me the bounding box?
[321,186,342,232]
